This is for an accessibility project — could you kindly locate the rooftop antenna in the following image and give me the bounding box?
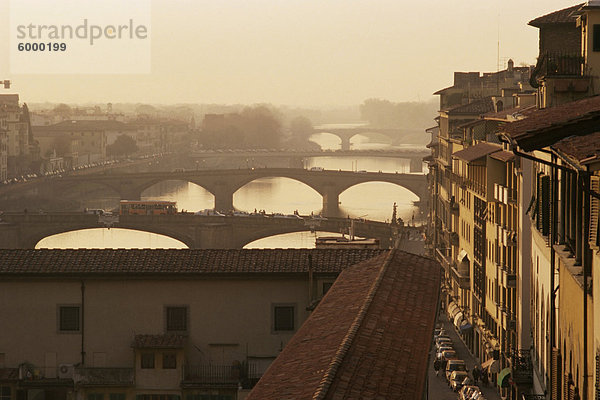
[497,16,500,94]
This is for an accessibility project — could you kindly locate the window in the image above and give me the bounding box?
[0,386,11,400]
[141,353,155,369]
[595,24,600,52]
[162,353,176,369]
[273,304,295,332]
[58,305,81,332]
[109,395,125,400]
[88,394,104,400]
[165,306,188,332]
[322,282,333,296]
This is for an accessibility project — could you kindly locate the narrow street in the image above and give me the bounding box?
[427,313,502,400]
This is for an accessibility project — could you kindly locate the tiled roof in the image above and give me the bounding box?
[445,98,495,115]
[528,4,582,27]
[0,249,387,277]
[489,150,516,162]
[133,334,186,349]
[501,96,600,151]
[247,250,441,400]
[551,131,600,166]
[452,142,502,162]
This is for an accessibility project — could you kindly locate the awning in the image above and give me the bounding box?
[458,249,468,262]
[448,303,460,319]
[497,367,511,387]
[460,322,472,332]
[481,358,500,374]
[453,312,464,327]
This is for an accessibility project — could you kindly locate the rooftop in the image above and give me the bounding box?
[34,120,132,132]
[552,130,600,166]
[501,95,600,151]
[443,98,495,115]
[0,249,387,277]
[247,250,441,399]
[528,4,582,27]
[452,142,502,162]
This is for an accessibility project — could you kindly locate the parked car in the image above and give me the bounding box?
[436,345,453,359]
[459,385,480,400]
[436,336,452,350]
[449,370,469,391]
[445,359,466,381]
[440,349,457,361]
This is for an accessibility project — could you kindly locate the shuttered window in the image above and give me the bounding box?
[589,176,600,248]
[552,347,562,400]
[541,175,550,236]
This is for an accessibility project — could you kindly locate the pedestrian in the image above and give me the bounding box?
[472,365,480,384]
[481,370,488,386]
[433,358,441,377]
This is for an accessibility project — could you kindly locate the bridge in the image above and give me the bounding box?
[0,213,410,249]
[190,148,430,172]
[313,126,422,151]
[50,168,428,216]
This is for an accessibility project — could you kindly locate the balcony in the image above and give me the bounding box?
[74,368,134,386]
[534,52,585,78]
[183,363,259,389]
[511,350,533,385]
[450,264,470,290]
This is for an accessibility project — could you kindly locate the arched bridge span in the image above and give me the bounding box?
[0,213,400,249]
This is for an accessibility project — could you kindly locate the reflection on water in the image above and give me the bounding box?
[35,228,187,249]
[38,134,424,249]
[234,178,321,215]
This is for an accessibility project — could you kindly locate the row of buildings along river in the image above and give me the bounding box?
[425,3,600,399]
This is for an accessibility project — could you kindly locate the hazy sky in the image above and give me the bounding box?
[0,0,578,106]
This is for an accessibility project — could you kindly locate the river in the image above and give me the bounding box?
[36,131,426,249]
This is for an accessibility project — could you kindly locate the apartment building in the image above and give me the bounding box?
[0,249,385,400]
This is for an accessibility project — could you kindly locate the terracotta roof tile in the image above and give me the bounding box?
[489,150,516,162]
[452,142,502,162]
[501,96,600,151]
[551,131,600,166]
[444,98,495,115]
[0,249,386,277]
[132,334,186,349]
[528,4,582,27]
[247,250,441,400]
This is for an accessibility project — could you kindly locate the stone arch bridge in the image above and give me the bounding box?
[51,168,428,216]
[0,213,407,249]
[313,127,418,151]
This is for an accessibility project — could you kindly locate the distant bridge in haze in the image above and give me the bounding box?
[190,148,430,172]
[313,126,423,151]
[0,213,411,249]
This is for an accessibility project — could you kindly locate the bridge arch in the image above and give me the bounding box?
[338,180,421,202]
[231,176,322,212]
[243,230,345,249]
[31,226,194,249]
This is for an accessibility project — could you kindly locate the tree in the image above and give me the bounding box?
[107,135,138,157]
[289,116,314,140]
[53,103,72,118]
